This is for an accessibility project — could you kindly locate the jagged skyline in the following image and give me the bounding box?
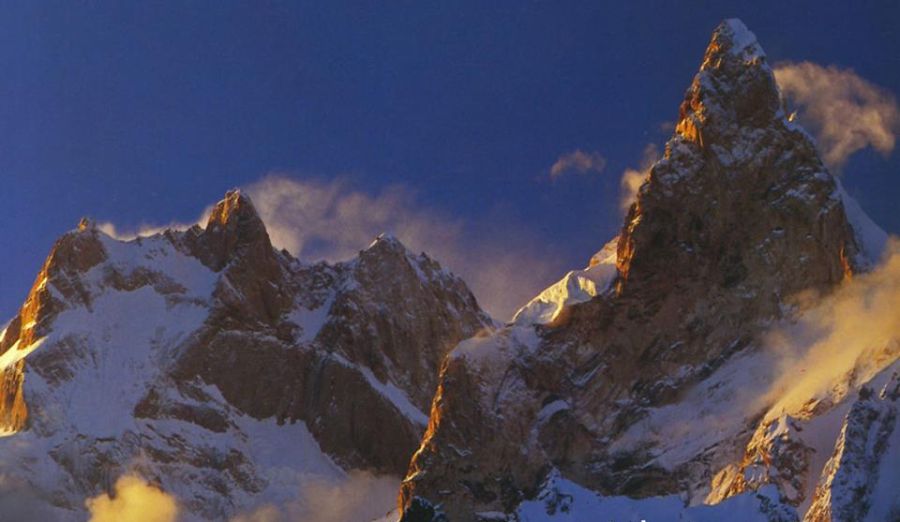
[0,15,897,521]
[2,3,898,322]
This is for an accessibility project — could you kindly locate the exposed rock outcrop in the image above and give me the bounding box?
[0,225,107,432]
[804,374,898,521]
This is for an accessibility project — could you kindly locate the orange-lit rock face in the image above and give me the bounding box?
[614,205,641,294]
[675,113,703,145]
[707,416,814,507]
[398,20,866,521]
[612,17,856,306]
[1,227,107,356]
[0,361,28,432]
[840,246,854,281]
[0,227,108,432]
[673,18,776,151]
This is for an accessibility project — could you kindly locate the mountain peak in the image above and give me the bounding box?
[365,233,410,255]
[675,19,779,147]
[616,18,856,304]
[357,234,421,277]
[196,189,272,271]
[205,189,260,230]
[400,20,884,522]
[709,19,765,61]
[76,217,95,232]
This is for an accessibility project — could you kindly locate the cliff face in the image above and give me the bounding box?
[0,190,491,520]
[398,20,891,521]
[0,226,107,433]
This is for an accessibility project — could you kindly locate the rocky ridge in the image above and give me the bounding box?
[398,19,896,522]
[0,190,492,520]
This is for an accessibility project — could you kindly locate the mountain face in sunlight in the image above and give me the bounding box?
[0,190,491,520]
[398,19,898,522]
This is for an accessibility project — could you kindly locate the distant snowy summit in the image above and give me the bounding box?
[0,189,492,520]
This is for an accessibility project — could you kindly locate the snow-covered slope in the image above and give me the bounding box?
[835,178,889,267]
[516,472,794,522]
[0,190,492,520]
[512,238,618,326]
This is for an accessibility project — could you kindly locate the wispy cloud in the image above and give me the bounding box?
[86,474,179,522]
[774,62,900,170]
[759,237,900,415]
[96,220,202,240]
[93,174,566,321]
[244,176,459,264]
[549,149,607,179]
[245,175,564,320]
[619,143,660,213]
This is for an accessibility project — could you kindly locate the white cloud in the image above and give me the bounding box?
[92,174,572,321]
[86,474,180,522]
[619,143,660,213]
[244,175,564,321]
[96,220,200,241]
[244,176,459,263]
[549,149,607,179]
[774,62,900,169]
[759,237,900,415]
[289,471,397,522]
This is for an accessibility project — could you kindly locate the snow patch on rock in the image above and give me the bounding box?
[513,238,618,325]
[721,19,765,61]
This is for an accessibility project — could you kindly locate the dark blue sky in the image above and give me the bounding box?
[2,2,899,320]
